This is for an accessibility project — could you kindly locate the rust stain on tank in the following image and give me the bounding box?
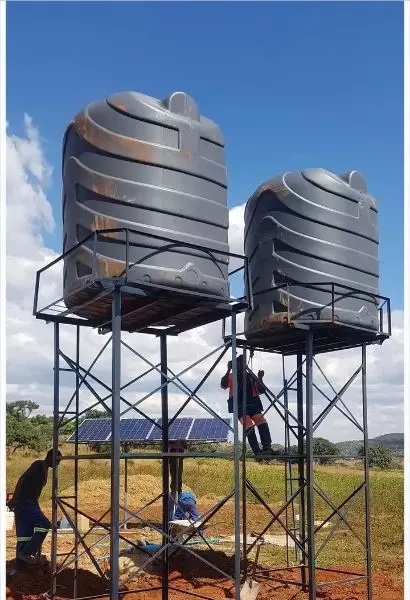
[91,178,118,200]
[77,251,123,279]
[74,112,154,162]
[269,181,290,198]
[111,102,128,112]
[117,136,155,163]
[91,215,119,239]
[263,313,289,326]
[74,113,93,143]
[99,257,124,278]
[256,180,290,199]
[91,177,134,205]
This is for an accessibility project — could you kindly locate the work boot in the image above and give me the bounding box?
[19,531,48,558]
[246,427,261,456]
[16,553,37,565]
[258,448,279,458]
[257,422,273,451]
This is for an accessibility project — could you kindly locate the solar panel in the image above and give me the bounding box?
[148,418,193,441]
[188,418,231,442]
[119,419,153,442]
[67,417,230,443]
[67,419,111,443]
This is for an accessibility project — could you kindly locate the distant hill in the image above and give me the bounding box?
[336,433,404,457]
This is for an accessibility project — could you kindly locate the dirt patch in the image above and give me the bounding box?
[6,472,403,600]
[6,558,402,600]
[6,563,107,600]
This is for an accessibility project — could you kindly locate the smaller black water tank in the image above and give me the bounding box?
[244,168,380,340]
[62,90,229,317]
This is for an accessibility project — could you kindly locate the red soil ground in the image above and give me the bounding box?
[6,555,403,600]
[6,499,402,600]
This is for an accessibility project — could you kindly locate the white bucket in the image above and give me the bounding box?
[5,512,14,532]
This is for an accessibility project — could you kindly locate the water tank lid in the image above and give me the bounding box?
[338,171,368,193]
[106,90,224,145]
[162,91,200,121]
[301,168,367,203]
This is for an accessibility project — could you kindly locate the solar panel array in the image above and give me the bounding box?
[148,417,193,441]
[68,418,112,442]
[120,419,153,441]
[188,418,231,441]
[67,417,231,444]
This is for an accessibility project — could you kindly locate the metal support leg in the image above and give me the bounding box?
[231,313,241,599]
[242,346,248,574]
[51,323,60,599]
[297,352,307,590]
[362,344,373,600]
[174,458,179,520]
[161,335,169,600]
[74,325,80,599]
[123,458,128,531]
[110,289,121,600]
[305,332,316,599]
[284,375,290,567]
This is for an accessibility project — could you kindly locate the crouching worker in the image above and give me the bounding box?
[170,491,204,538]
[221,355,276,458]
[8,449,62,568]
[173,491,201,523]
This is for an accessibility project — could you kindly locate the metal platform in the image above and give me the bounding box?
[33,228,249,334]
[229,282,391,356]
[236,321,390,355]
[35,278,246,335]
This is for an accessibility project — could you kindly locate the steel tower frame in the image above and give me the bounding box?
[229,283,391,600]
[33,229,391,600]
[34,229,249,600]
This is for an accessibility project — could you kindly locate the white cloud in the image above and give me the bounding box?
[6,117,404,443]
[228,203,245,255]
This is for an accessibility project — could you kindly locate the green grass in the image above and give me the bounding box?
[7,448,403,578]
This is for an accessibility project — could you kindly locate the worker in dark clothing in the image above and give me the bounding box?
[169,439,186,498]
[8,449,62,568]
[169,440,187,519]
[221,355,275,458]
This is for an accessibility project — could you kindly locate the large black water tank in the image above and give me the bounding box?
[62,90,229,314]
[244,168,380,340]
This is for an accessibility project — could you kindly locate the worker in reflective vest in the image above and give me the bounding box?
[221,355,276,458]
[8,449,62,569]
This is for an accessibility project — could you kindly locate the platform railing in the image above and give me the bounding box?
[33,227,250,325]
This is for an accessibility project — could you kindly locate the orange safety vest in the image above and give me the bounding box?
[227,373,260,398]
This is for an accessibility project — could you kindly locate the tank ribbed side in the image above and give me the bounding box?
[244,168,380,338]
[63,91,229,314]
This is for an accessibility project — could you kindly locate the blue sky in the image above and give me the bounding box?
[7,1,404,308]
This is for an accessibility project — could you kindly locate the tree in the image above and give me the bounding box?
[84,409,110,420]
[31,414,52,426]
[7,400,38,419]
[312,438,339,465]
[6,401,53,453]
[359,445,393,469]
[60,418,76,435]
[283,438,339,465]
